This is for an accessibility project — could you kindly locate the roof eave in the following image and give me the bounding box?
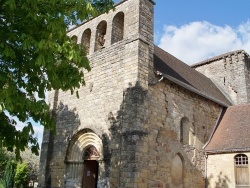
[205,148,250,155]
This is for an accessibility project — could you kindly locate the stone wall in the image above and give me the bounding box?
[146,79,221,188]
[194,51,250,105]
[38,0,155,187]
[206,152,250,188]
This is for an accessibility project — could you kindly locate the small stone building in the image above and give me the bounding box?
[38,0,250,187]
[204,104,250,188]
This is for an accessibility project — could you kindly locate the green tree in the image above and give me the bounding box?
[0,0,114,159]
[20,149,39,185]
[0,149,39,187]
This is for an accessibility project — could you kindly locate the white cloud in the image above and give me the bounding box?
[32,124,44,148]
[67,24,76,31]
[158,21,250,65]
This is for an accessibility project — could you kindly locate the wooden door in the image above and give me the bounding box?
[82,160,99,188]
[235,154,249,187]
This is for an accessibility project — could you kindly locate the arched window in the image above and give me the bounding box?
[71,35,78,43]
[111,12,124,44]
[94,21,107,51]
[171,154,183,187]
[180,117,195,145]
[82,28,91,54]
[235,154,249,187]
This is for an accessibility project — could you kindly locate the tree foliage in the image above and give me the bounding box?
[0,160,17,188]
[0,0,114,159]
[0,148,39,188]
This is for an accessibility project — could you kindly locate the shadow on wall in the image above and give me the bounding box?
[207,172,230,188]
[44,99,81,188]
[100,82,149,187]
[44,82,149,187]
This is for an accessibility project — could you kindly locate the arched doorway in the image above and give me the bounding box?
[65,130,103,188]
[82,146,100,188]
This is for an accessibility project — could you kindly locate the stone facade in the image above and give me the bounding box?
[145,80,221,188]
[38,0,250,188]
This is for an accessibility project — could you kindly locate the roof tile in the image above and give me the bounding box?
[205,104,250,152]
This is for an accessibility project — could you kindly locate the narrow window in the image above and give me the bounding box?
[235,154,249,187]
[180,117,189,144]
[180,117,195,145]
[82,29,91,55]
[180,120,183,143]
[111,12,124,44]
[94,21,107,52]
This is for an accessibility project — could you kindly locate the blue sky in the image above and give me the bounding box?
[114,0,250,64]
[154,0,250,29]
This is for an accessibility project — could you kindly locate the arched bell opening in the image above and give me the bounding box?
[111,11,124,44]
[94,21,107,52]
[82,28,91,55]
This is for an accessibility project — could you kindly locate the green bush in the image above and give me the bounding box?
[0,149,14,179]
[14,163,30,188]
[0,181,4,188]
[1,160,16,188]
[0,149,39,187]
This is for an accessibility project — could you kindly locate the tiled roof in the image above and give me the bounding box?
[204,104,250,153]
[153,45,232,107]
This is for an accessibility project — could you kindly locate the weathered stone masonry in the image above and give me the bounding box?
[146,80,221,188]
[39,0,155,187]
[193,51,250,105]
[38,0,250,188]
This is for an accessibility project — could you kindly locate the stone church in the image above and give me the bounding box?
[38,0,250,187]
